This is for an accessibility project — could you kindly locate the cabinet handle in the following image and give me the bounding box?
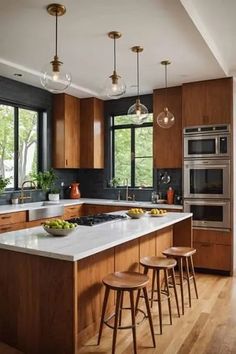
[66,159,68,166]
[1,216,11,219]
[0,227,11,231]
[200,243,211,247]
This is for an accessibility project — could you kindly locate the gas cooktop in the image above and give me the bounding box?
[66,213,127,226]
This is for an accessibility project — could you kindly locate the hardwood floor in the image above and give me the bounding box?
[78,273,236,354]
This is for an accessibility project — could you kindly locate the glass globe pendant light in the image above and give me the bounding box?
[40,3,71,93]
[156,60,175,128]
[104,31,126,99]
[128,46,148,125]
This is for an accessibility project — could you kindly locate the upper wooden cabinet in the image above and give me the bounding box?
[182,77,233,127]
[52,94,80,168]
[80,97,104,169]
[153,86,182,168]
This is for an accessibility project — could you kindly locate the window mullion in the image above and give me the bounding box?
[14,107,19,189]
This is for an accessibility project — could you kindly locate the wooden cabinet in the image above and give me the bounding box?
[0,211,26,233]
[52,93,80,168]
[182,78,233,127]
[80,98,104,168]
[63,205,84,219]
[193,229,232,272]
[83,204,126,215]
[153,86,182,168]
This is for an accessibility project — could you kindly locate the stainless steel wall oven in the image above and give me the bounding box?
[183,124,231,231]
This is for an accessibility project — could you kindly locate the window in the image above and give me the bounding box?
[111,114,153,188]
[0,103,39,189]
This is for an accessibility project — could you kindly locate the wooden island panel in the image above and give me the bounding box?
[77,248,114,345]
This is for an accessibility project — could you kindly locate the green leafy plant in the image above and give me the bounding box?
[30,169,57,192]
[110,177,121,188]
[49,185,60,194]
[0,176,11,193]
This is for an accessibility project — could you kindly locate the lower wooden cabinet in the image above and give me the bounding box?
[63,205,84,219]
[0,211,26,233]
[83,204,127,215]
[193,229,232,272]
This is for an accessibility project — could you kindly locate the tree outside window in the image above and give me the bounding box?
[0,104,38,189]
[111,114,153,188]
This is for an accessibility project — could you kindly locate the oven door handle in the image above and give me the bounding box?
[184,200,228,206]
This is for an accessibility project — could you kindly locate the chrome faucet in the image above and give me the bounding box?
[125,178,129,201]
[19,180,37,204]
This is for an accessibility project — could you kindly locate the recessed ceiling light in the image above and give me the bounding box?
[14,73,22,77]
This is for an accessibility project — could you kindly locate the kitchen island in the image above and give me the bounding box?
[0,211,192,354]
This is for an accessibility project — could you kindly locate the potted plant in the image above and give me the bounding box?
[48,185,60,202]
[30,169,59,201]
[0,176,11,194]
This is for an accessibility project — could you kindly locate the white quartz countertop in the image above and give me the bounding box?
[0,198,183,214]
[0,211,191,262]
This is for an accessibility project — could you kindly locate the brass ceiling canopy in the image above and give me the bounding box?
[108,31,122,40]
[131,46,144,53]
[47,3,66,16]
[161,60,171,66]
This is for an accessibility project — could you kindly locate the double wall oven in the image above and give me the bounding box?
[183,124,231,230]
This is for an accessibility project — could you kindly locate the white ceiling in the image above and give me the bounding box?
[0,0,232,99]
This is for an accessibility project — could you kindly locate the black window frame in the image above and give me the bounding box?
[0,100,45,190]
[110,114,153,188]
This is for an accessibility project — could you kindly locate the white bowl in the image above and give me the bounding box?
[43,225,78,237]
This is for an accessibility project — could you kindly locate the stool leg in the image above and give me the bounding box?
[97,286,110,345]
[190,255,199,299]
[112,290,122,354]
[135,289,141,316]
[164,269,172,325]
[178,258,185,315]
[171,268,180,317]
[130,290,137,354]
[143,287,156,348]
[150,269,156,308]
[185,257,192,308]
[156,270,162,334]
[119,291,124,326]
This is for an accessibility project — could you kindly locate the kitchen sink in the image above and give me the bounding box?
[25,202,64,221]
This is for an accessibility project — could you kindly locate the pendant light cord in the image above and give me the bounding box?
[165,63,167,107]
[113,37,116,72]
[137,51,140,98]
[55,10,58,57]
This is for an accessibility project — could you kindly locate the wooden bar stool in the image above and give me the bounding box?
[97,271,156,354]
[136,256,180,335]
[162,247,198,315]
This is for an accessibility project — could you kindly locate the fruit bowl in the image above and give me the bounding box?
[126,208,146,219]
[43,219,78,237]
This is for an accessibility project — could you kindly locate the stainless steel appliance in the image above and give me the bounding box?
[183,124,231,231]
[67,214,126,226]
[184,159,230,199]
[184,124,230,159]
[184,199,230,230]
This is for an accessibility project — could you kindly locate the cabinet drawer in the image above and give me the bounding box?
[193,242,231,271]
[0,222,26,233]
[64,205,83,219]
[0,211,26,225]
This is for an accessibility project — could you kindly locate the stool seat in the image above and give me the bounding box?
[163,247,196,257]
[140,256,177,269]
[103,271,149,290]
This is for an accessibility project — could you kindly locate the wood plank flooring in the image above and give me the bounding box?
[78,273,236,354]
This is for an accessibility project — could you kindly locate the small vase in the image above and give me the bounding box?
[69,183,81,199]
[48,193,60,202]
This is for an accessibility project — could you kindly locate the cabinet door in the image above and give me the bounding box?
[153,86,182,168]
[205,78,232,124]
[193,242,231,271]
[0,211,26,225]
[63,205,83,219]
[52,94,80,168]
[80,98,104,169]
[182,78,233,127]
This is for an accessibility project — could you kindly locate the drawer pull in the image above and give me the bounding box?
[0,227,11,231]
[200,243,211,247]
[1,216,11,219]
